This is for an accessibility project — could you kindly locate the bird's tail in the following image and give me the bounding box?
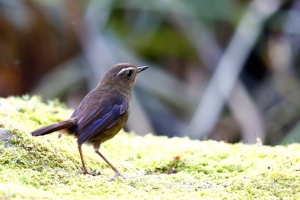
[31,118,77,136]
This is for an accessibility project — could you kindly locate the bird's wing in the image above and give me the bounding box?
[75,95,127,144]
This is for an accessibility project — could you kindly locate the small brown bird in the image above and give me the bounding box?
[31,63,148,179]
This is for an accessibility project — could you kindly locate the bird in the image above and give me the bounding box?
[31,63,149,180]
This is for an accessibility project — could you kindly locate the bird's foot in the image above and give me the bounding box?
[108,171,124,181]
[82,169,98,176]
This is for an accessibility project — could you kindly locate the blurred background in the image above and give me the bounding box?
[1,0,300,145]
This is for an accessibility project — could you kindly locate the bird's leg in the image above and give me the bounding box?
[78,144,95,175]
[93,141,123,181]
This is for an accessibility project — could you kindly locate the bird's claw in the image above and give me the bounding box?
[82,169,98,176]
[108,171,124,181]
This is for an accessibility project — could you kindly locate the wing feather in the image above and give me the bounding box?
[75,95,127,144]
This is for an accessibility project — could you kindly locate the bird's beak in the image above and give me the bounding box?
[137,66,149,73]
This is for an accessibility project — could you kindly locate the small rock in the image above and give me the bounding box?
[0,128,13,142]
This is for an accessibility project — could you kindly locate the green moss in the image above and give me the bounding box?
[1,96,300,199]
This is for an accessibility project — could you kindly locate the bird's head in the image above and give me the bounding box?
[99,63,149,94]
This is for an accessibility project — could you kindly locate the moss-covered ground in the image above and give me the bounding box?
[1,96,300,199]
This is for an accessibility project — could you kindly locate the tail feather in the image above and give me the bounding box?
[31,118,77,136]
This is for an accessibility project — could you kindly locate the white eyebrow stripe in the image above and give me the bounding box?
[117,67,136,76]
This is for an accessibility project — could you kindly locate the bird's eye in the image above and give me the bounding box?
[126,70,132,77]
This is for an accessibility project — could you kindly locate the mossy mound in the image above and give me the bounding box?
[1,96,300,199]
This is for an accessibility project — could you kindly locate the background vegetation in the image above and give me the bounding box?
[1,0,300,144]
